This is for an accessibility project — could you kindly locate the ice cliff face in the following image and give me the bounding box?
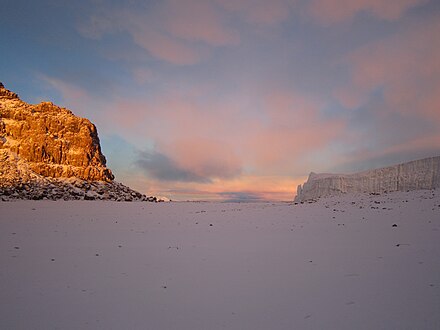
[0,82,151,201]
[295,156,440,202]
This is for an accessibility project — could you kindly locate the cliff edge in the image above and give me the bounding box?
[0,82,113,182]
[0,82,150,201]
[295,156,440,202]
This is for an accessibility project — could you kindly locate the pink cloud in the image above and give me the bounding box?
[130,28,205,65]
[102,83,344,179]
[162,0,239,46]
[41,74,345,199]
[382,134,440,157]
[308,0,427,24]
[132,68,155,85]
[140,174,303,201]
[245,118,344,172]
[77,1,240,65]
[243,90,344,172]
[337,16,440,123]
[39,76,94,118]
[336,132,440,172]
[333,87,365,110]
[163,138,242,179]
[216,0,294,25]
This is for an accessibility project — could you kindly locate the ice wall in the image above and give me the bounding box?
[295,156,440,202]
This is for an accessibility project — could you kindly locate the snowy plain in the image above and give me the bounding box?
[1,190,440,330]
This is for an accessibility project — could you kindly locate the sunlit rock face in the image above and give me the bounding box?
[0,82,113,182]
[295,156,440,202]
[0,82,149,201]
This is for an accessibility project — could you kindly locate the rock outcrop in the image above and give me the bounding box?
[0,82,113,182]
[0,82,150,201]
[295,156,440,202]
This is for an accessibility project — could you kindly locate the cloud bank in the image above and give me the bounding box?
[2,0,438,200]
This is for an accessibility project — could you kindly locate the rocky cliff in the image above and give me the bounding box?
[0,82,113,182]
[295,156,440,202]
[0,82,150,201]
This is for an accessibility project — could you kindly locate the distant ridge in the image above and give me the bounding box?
[0,82,153,201]
[295,156,440,202]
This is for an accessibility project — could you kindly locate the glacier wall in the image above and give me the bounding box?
[295,156,440,202]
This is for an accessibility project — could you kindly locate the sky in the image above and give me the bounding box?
[1,0,439,201]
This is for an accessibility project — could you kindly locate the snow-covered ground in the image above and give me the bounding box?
[1,190,439,330]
